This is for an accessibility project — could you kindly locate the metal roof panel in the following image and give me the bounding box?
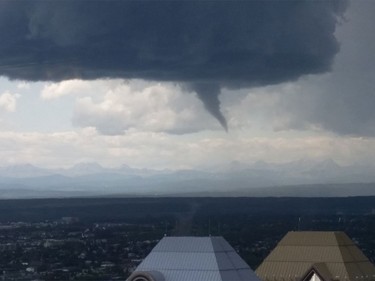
[152,236,215,253]
[138,252,219,271]
[129,236,260,281]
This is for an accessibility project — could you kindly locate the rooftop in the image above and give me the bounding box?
[127,236,260,281]
[256,231,375,281]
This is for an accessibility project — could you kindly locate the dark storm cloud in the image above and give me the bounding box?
[0,0,347,128]
[277,0,375,136]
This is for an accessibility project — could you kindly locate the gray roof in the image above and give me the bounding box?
[255,231,375,281]
[127,236,260,281]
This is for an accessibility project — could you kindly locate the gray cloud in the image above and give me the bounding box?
[0,0,347,128]
[272,0,375,136]
[312,0,375,136]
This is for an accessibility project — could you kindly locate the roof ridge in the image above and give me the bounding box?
[335,232,356,279]
[212,237,240,281]
[210,236,222,273]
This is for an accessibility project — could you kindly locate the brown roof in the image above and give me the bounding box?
[255,231,375,281]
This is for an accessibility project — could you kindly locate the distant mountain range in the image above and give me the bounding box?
[0,159,375,199]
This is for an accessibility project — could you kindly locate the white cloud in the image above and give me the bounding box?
[71,80,218,134]
[41,79,96,99]
[16,81,31,90]
[0,92,20,112]
[1,128,375,170]
[40,79,219,134]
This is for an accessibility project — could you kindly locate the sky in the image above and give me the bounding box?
[0,0,375,170]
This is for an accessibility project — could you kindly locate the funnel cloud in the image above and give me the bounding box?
[189,83,227,131]
[0,0,347,128]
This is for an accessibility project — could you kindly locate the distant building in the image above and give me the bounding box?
[256,231,375,281]
[61,217,79,224]
[126,236,261,281]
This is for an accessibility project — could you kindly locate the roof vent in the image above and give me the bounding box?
[127,271,165,281]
